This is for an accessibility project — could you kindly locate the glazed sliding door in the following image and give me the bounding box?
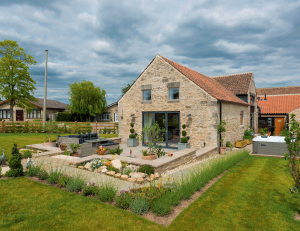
[154,113,166,147]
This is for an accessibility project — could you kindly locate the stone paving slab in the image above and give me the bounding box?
[1,166,9,175]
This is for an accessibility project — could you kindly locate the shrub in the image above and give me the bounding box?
[153,145,166,158]
[130,128,134,133]
[57,174,72,187]
[97,184,118,202]
[180,137,188,143]
[226,141,233,147]
[129,196,150,215]
[82,182,99,196]
[138,165,154,175]
[5,144,23,177]
[90,158,104,171]
[47,167,63,184]
[243,128,253,140]
[129,134,136,139]
[115,191,133,209]
[181,130,187,136]
[37,170,49,180]
[26,164,42,177]
[151,190,180,216]
[130,123,134,128]
[122,168,132,176]
[66,176,85,192]
[107,166,119,173]
[64,150,71,156]
[22,150,32,158]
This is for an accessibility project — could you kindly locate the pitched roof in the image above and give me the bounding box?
[107,102,118,108]
[0,98,67,109]
[257,95,300,114]
[212,72,253,95]
[257,86,300,96]
[160,56,248,106]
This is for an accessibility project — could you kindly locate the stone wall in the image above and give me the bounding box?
[220,102,249,146]
[118,55,220,148]
[290,107,300,122]
[99,104,118,122]
[248,77,258,132]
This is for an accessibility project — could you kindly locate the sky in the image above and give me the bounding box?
[0,0,300,105]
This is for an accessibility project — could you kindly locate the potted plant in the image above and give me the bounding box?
[140,150,157,160]
[259,128,265,136]
[218,120,226,154]
[96,146,107,155]
[226,141,233,152]
[138,122,166,160]
[43,120,60,147]
[70,143,81,157]
[243,128,254,144]
[264,127,271,136]
[178,124,190,151]
[127,123,138,147]
[59,142,67,151]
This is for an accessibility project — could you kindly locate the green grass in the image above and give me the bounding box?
[169,156,300,230]
[0,133,118,158]
[0,177,162,231]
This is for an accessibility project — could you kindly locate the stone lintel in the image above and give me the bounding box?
[168,100,180,103]
[141,101,152,104]
[167,82,180,88]
[141,84,152,90]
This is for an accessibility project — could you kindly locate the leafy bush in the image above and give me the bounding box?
[66,176,85,192]
[57,174,72,187]
[22,150,32,158]
[82,182,99,196]
[107,166,119,173]
[5,144,23,177]
[181,130,187,136]
[153,145,166,158]
[37,170,49,180]
[243,128,253,140]
[138,165,154,175]
[129,196,150,215]
[180,137,188,143]
[90,158,104,171]
[129,134,136,139]
[97,184,118,202]
[182,124,186,129]
[151,190,180,216]
[115,191,133,209]
[55,112,75,122]
[122,168,132,176]
[226,141,233,147]
[130,128,134,133]
[108,147,123,155]
[64,150,71,156]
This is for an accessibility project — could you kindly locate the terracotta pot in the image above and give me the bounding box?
[168,152,173,157]
[44,141,57,147]
[220,147,226,155]
[267,132,271,136]
[142,154,157,160]
[59,142,67,151]
[71,152,79,157]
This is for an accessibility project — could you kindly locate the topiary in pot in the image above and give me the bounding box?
[178,124,190,151]
[127,122,138,147]
[5,144,23,177]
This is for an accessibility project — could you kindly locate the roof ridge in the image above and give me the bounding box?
[211,71,253,78]
[257,86,300,89]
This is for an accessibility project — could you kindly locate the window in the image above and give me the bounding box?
[240,111,244,125]
[143,90,151,101]
[0,109,10,119]
[27,109,41,119]
[169,88,179,100]
[99,112,110,120]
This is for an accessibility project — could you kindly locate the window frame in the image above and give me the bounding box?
[0,109,10,119]
[27,109,41,119]
[240,111,244,125]
[169,88,179,100]
[142,90,152,101]
[99,112,110,121]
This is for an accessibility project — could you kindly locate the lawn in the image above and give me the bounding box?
[0,133,118,158]
[1,156,300,230]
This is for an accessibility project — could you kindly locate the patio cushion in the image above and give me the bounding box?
[69,134,81,138]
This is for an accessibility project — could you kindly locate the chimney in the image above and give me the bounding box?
[264,93,267,101]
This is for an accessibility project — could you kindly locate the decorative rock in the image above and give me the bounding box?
[106,171,115,176]
[127,164,139,171]
[111,159,122,169]
[121,175,129,180]
[137,177,144,184]
[101,168,107,173]
[99,166,107,171]
[84,163,91,169]
[127,178,136,183]
[114,173,121,178]
[129,172,146,178]
[78,166,83,169]
[154,173,160,179]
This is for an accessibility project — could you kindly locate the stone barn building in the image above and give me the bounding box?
[118,55,255,149]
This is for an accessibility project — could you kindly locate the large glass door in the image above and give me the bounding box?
[142,112,180,149]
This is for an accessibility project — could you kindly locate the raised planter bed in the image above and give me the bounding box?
[235,140,247,148]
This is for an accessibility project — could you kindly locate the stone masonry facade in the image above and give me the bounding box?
[118,56,248,148]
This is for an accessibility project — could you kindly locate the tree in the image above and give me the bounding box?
[68,80,107,121]
[284,114,300,191]
[121,80,134,97]
[0,40,37,121]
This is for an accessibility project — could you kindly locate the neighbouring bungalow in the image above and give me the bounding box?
[97,102,119,122]
[118,55,255,149]
[0,98,67,121]
[257,86,300,135]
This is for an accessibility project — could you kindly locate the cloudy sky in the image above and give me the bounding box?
[1,0,299,105]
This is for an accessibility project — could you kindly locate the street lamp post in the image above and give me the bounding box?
[43,50,48,126]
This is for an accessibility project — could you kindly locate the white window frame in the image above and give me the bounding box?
[99,112,110,120]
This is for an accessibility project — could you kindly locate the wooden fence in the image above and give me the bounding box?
[0,120,118,134]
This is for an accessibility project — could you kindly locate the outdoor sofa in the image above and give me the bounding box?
[57,133,119,157]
